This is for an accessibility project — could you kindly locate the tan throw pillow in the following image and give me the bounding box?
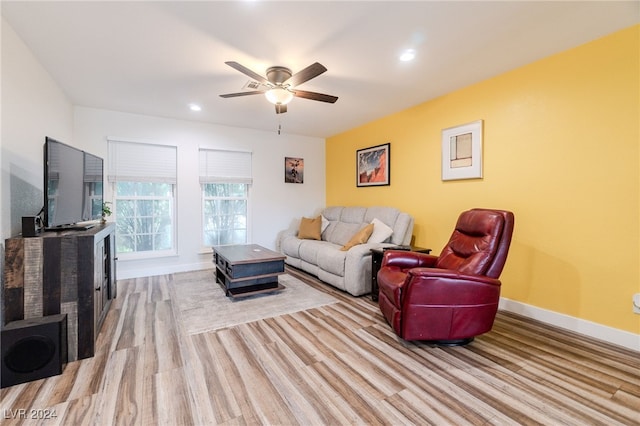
[298,216,322,240]
[340,223,374,251]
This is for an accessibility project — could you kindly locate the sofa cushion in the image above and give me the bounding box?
[389,212,413,246]
[341,223,374,251]
[321,206,344,222]
[368,218,394,244]
[339,207,367,223]
[298,216,322,240]
[325,222,363,246]
[364,206,400,225]
[299,240,335,265]
[317,247,347,277]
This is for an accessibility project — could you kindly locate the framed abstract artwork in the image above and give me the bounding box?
[285,157,304,183]
[441,120,483,181]
[357,143,390,187]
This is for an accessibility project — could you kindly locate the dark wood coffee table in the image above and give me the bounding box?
[213,244,286,298]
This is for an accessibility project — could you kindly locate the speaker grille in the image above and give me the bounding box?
[1,314,67,388]
[5,335,56,373]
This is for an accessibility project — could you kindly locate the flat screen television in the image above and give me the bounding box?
[44,137,104,230]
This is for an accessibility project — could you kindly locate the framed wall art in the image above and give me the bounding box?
[441,120,483,181]
[357,143,390,187]
[285,157,304,183]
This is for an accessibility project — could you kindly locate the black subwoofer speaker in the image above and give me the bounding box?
[1,314,67,388]
[21,215,38,237]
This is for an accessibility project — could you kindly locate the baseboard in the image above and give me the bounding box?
[117,262,213,280]
[499,297,639,352]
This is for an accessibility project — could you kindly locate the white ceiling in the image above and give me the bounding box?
[2,1,638,138]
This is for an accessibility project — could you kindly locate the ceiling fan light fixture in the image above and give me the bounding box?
[265,87,294,105]
[399,49,416,62]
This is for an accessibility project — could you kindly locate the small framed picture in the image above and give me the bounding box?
[285,157,304,183]
[441,120,483,181]
[357,143,390,187]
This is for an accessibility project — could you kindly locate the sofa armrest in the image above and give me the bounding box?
[338,242,395,296]
[275,219,301,252]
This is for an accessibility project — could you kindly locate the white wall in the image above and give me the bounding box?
[1,17,74,330]
[74,107,326,278]
[1,17,74,240]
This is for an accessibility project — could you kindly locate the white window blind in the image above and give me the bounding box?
[199,148,252,184]
[108,140,177,184]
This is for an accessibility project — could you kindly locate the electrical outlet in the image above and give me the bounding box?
[633,293,640,314]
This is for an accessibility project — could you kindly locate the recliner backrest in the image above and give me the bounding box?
[436,209,514,278]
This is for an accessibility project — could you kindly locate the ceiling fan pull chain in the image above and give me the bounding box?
[277,112,284,135]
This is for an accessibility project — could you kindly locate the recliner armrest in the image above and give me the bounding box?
[408,268,501,286]
[381,250,438,270]
[403,268,502,305]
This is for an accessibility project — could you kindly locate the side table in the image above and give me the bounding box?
[370,246,432,302]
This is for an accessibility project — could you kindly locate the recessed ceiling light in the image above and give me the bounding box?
[189,103,202,112]
[399,49,416,62]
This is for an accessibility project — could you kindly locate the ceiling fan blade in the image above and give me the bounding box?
[224,61,270,85]
[293,89,338,103]
[275,104,287,114]
[284,62,327,87]
[219,90,265,98]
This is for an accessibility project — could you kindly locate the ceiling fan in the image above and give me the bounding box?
[219,61,338,114]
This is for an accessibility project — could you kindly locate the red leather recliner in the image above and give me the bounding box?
[377,208,515,345]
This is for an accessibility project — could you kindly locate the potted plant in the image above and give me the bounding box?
[101,201,112,223]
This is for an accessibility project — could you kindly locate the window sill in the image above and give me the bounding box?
[117,250,178,261]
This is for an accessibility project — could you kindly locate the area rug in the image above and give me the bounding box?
[171,269,337,335]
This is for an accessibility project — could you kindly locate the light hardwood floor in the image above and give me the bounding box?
[2,267,638,425]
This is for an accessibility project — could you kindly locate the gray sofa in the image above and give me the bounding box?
[276,206,414,296]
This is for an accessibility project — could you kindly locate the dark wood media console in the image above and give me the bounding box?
[3,223,116,361]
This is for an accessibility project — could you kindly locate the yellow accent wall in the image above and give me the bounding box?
[326,25,639,334]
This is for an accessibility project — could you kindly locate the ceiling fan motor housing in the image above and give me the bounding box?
[266,66,292,85]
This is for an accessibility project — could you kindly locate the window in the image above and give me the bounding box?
[199,149,252,247]
[108,140,177,256]
[203,183,248,246]
[115,182,174,253]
